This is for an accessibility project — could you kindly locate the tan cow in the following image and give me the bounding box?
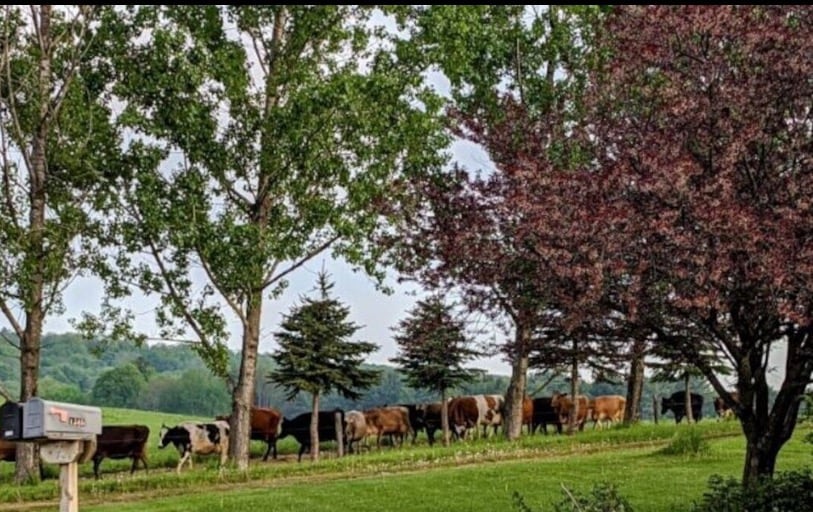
[589,395,626,429]
[363,406,412,448]
[344,410,370,453]
[551,393,589,431]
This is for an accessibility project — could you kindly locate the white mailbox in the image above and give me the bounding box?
[22,398,101,441]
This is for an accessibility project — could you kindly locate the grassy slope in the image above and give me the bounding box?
[1,407,811,512]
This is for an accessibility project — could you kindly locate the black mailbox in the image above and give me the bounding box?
[1,401,23,441]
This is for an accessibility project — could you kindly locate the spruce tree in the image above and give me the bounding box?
[390,296,480,446]
[268,270,379,461]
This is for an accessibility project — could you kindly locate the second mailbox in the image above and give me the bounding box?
[22,398,101,441]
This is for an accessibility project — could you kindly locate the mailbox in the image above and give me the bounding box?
[1,401,23,441]
[22,398,101,441]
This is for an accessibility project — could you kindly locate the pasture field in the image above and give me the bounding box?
[0,407,811,511]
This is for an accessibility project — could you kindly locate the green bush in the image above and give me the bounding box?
[659,427,709,456]
[691,469,813,512]
[512,482,633,512]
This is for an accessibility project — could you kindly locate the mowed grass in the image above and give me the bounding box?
[0,406,811,512]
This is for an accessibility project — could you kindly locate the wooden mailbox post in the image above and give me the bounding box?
[2,398,101,512]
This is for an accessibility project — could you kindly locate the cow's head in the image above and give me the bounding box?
[278,417,291,439]
[158,423,171,449]
[660,397,671,415]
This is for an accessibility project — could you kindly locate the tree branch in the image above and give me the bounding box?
[0,297,24,341]
[262,234,340,289]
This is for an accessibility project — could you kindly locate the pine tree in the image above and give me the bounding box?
[268,270,379,461]
[390,296,480,446]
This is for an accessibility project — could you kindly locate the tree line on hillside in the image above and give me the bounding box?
[0,5,810,489]
[1,329,725,420]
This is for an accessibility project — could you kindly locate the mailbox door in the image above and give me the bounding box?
[1,401,22,441]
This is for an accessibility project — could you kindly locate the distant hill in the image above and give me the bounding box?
[0,329,720,419]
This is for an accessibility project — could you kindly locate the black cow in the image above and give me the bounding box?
[531,397,562,435]
[92,424,150,479]
[417,402,443,445]
[661,392,704,423]
[278,410,345,462]
[397,404,426,444]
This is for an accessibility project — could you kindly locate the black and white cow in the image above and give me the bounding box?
[158,420,229,474]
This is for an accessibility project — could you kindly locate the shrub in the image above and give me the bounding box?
[658,427,709,456]
[691,469,813,512]
[512,482,633,512]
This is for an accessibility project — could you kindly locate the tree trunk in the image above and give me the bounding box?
[441,388,450,447]
[229,290,262,470]
[504,325,530,440]
[624,340,645,424]
[310,392,320,462]
[652,394,659,424]
[568,351,580,435]
[15,4,51,485]
[684,373,694,423]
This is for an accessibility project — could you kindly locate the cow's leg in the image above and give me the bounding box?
[93,456,102,480]
[177,451,190,474]
[262,440,272,462]
[297,442,307,462]
[130,456,138,474]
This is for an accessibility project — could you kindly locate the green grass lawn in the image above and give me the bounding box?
[1,406,811,512]
[80,433,812,512]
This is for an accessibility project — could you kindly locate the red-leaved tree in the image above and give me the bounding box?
[587,5,813,485]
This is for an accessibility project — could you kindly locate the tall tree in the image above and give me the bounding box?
[390,295,481,445]
[389,5,605,439]
[0,5,126,482]
[108,5,447,469]
[268,270,379,462]
[586,5,813,485]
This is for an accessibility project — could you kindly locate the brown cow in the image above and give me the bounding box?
[448,395,504,440]
[714,392,740,420]
[522,396,534,434]
[589,395,626,430]
[91,424,150,479]
[1,440,46,480]
[0,439,15,463]
[216,406,282,461]
[363,406,412,448]
[551,393,589,431]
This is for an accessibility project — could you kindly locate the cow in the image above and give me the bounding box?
[550,393,589,431]
[91,424,150,479]
[589,395,626,430]
[661,391,704,424]
[344,410,369,454]
[216,406,283,461]
[396,403,426,444]
[714,392,740,420]
[363,406,412,449]
[531,396,562,435]
[0,440,46,480]
[448,394,504,440]
[0,439,15,463]
[521,396,534,434]
[278,409,345,462]
[417,402,443,445]
[158,421,229,474]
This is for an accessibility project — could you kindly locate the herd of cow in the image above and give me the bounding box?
[0,390,739,479]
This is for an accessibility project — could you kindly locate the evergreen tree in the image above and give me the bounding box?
[390,296,480,446]
[268,271,379,461]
